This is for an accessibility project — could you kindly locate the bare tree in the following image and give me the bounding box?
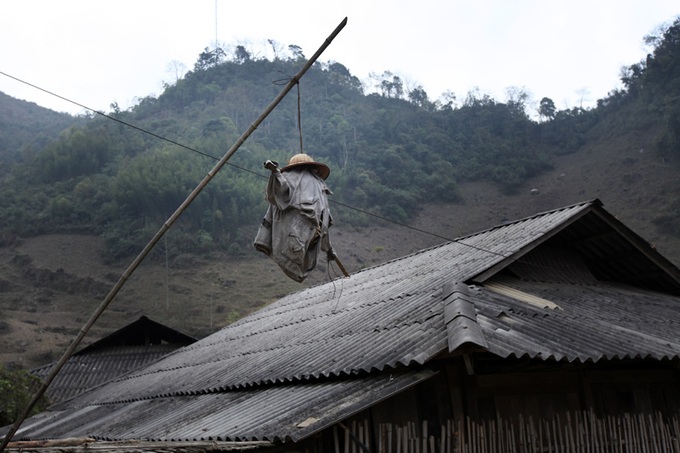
[436,90,457,110]
[575,87,591,108]
[166,60,187,84]
[505,86,531,116]
[267,39,285,60]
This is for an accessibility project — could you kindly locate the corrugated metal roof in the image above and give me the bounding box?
[13,370,435,442]
[6,199,680,444]
[31,317,197,403]
[32,345,183,403]
[475,276,680,362]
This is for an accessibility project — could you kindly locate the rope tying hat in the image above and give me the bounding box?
[281,153,331,180]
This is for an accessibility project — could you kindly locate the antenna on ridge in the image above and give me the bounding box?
[214,0,219,52]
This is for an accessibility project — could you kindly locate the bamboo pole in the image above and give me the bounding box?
[565,412,573,453]
[335,426,341,453]
[465,416,471,453]
[378,424,384,453]
[544,420,552,453]
[0,17,348,453]
[422,420,428,453]
[508,419,516,453]
[659,412,668,452]
[446,421,451,453]
[611,414,621,453]
[387,423,393,453]
[625,413,633,453]
[396,426,402,453]
[528,415,536,453]
[457,419,462,453]
[479,419,486,453]
[365,420,371,453]
[358,421,364,453]
[403,423,408,453]
[440,424,445,453]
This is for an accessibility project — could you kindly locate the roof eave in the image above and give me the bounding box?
[4,439,273,453]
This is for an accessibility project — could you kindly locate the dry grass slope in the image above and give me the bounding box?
[0,125,678,369]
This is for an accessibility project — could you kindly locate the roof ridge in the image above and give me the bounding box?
[461,199,599,241]
[348,200,600,278]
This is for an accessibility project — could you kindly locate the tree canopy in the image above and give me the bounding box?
[1,17,679,259]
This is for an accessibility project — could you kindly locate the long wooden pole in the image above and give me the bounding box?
[0,17,347,451]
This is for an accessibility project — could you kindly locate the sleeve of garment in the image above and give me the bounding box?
[265,170,294,210]
[319,197,333,254]
[320,229,332,253]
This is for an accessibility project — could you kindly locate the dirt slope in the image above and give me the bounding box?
[0,129,678,369]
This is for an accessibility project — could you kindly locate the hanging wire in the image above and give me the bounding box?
[0,70,260,177]
[326,258,345,312]
[273,73,304,154]
[296,81,304,154]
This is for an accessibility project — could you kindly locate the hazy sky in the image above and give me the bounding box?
[1,1,678,116]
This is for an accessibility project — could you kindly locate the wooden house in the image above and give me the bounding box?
[31,316,196,403]
[3,199,680,452]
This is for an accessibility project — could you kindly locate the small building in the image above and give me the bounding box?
[31,316,197,403]
[4,199,680,452]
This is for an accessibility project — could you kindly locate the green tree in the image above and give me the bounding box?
[194,47,226,71]
[538,97,557,121]
[288,44,305,60]
[408,86,433,111]
[380,72,404,99]
[0,366,50,426]
[234,45,251,63]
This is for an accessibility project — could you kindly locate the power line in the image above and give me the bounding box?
[0,70,260,177]
[0,69,508,259]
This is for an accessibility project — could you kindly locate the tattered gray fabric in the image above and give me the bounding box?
[254,168,333,282]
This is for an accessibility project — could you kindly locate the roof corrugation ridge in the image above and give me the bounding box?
[96,320,441,400]
[31,345,182,403]
[176,270,433,350]
[444,282,489,351]
[60,371,434,443]
[56,202,602,409]
[59,296,446,404]
[149,253,451,358]
[332,200,594,280]
[465,199,597,240]
[122,289,436,379]
[512,280,680,339]
[476,279,680,363]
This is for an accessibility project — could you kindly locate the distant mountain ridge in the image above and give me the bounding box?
[0,91,83,168]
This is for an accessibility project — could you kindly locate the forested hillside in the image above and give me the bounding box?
[5,19,679,261]
[0,92,85,175]
[0,18,679,372]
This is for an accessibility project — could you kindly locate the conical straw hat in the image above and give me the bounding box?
[281,153,330,180]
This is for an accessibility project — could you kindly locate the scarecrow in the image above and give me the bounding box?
[254,153,344,282]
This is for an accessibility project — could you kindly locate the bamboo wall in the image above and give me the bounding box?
[331,412,680,453]
[293,361,680,453]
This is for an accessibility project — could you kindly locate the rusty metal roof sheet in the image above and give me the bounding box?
[6,199,680,444]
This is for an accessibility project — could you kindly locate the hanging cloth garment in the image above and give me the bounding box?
[254,155,334,282]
